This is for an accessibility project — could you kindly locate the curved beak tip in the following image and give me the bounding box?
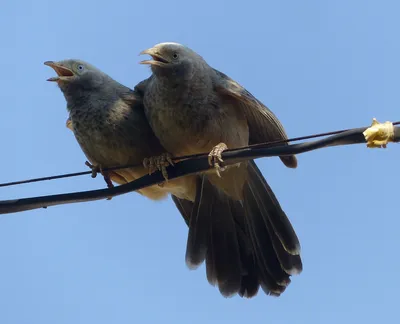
[139,48,153,56]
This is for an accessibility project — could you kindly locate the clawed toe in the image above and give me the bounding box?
[85,161,100,178]
[85,161,114,199]
[143,153,174,181]
[208,143,228,177]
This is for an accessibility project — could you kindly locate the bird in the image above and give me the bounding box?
[44,59,197,202]
[139,42,303,297]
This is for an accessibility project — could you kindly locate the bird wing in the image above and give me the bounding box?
[213,69,297,168]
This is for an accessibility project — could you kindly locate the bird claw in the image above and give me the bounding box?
[85,161,114,200]
[143,153,174,181]
[85,161,101,178]
[208,143,228,177]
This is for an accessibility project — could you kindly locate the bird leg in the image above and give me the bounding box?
[208,142,228,177]
[143,153,174,183]
[85,161,114,189]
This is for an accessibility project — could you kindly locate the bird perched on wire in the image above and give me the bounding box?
[44,59,197,201]
[139,42,303,297]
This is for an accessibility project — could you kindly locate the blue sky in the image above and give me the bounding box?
[1,0,399,323]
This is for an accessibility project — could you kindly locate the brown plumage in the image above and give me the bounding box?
[139,42,302,297]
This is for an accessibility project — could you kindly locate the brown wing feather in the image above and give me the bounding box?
[213,69,297,168]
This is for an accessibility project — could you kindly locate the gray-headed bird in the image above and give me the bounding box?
[139,42,303,297]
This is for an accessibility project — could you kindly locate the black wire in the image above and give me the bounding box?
[1,124,399,215]
[2,121,399,188]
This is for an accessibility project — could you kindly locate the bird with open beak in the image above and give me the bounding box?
[138,42,303,297]
[44,59,197,199]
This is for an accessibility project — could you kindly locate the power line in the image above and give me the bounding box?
[2,120,398,189]
[0,120,398,215]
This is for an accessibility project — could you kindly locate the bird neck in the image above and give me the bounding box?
[63,79,130,113]
[154,67,213,99]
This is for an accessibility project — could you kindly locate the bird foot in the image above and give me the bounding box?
[208,143,228,177]
[143,153,174,181]
[85,161,114,200]
[85,161,102,179]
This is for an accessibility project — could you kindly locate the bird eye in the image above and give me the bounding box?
[77,64,84,71]
[172,53,179,60]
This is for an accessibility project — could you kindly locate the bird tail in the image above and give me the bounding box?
[183,175,245,297]
[172,161,302,298]
[242,160,302,295]
[174,175,260,297]
[172,175,262,298]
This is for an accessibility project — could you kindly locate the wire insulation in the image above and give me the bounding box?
[1,123,399,215]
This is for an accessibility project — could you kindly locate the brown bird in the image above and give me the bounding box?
[139,42,303,297]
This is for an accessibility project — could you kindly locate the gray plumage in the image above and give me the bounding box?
[139,42,303,297]
[45,59,196,201]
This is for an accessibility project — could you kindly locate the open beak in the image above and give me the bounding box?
[139,48,169,67]
[44,61,75,82]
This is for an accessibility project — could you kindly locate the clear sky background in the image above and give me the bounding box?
[1,0,399,323]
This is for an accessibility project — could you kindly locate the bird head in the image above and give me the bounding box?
[44,59,105,91]
[139,42,203,79]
